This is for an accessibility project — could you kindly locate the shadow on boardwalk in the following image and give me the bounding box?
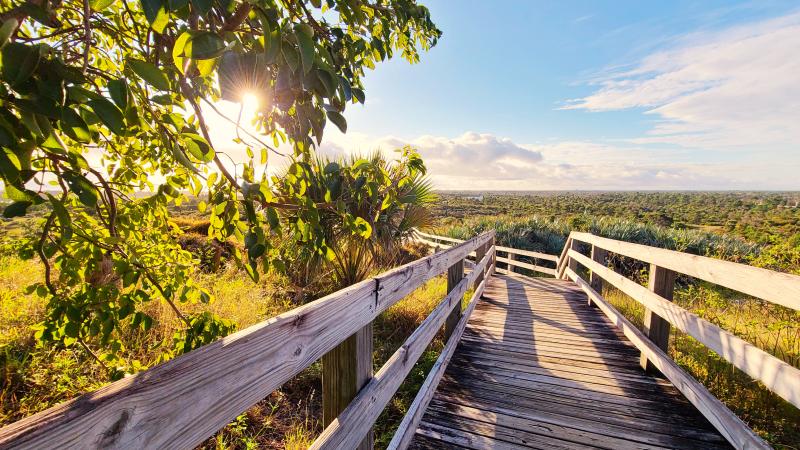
[410,273,731,449]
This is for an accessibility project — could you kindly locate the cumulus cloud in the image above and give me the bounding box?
[318,131,776,190]
[564,11,800,150]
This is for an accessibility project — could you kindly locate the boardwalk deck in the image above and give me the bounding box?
[410,274,732,450]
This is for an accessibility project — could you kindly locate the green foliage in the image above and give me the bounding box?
[0,0,440,375]
[273,147,436,293]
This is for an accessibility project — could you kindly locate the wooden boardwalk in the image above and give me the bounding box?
[410,274,732,449]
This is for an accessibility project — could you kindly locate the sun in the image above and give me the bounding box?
[241,92,260,110]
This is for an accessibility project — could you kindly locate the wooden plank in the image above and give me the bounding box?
[565,267,769,449]
[435,390,729,446]
[387,266,492,450]
[448,356,680,397]
[570,231,800,311]
[416,420,576,450]
[426,400,688,450]
[439,376,710,426]
[0,233,495,449]
[442,367,691,411]
[419,416,600,450]
[641,264,676,373]
[309,251,494,449]
[322,323,373,450]
[415,231,463,244]
[495,256,557,276]
[569,249,800,410]
[495,245,559,262]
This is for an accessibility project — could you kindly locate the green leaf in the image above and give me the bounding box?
[88,98,125,135]
[353,216,372,238]
[172,31,192,73]
[2,201,32,218]
[107,78,129,109]
[182,133,214,162]
[60,107,91,142]
[90,0,117,10]
[263,24,280,63]
[47,194,72,243]
[352,88,365,104]
[128,59,170,91]
[63,171,99,207]
[64,321,80,338]
[0,19,17,49]
[326,110,347,133]
[190,0,213,15]
[19,4,61,28]
[140,0,169,34]
[0,43,41,87]
[183,32,226,60]
[295,24,315,74]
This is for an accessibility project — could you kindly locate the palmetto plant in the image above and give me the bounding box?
[274,148,437,296]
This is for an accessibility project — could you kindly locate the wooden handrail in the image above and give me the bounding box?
[416,231,558,277]
[495,245,558,262]
[495,256,556,276]
[560,231,800,449]
[0,232,495,450]
[564,268,769,450]
[568,232,800,311]
[568,249,800,409]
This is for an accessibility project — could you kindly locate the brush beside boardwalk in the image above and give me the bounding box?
[2,230,799,449]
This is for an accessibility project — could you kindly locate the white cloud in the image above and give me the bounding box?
[318,131,792,190]
[564,11,800,150]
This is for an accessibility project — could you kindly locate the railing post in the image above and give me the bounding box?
[444,258,465,339]
[589,244,607,306]
[640,264,676,373]
[474,241,488,287]
[489,235,496,276]
[566,239,579,278]
[507,251,515,274]
[322,324,373,450]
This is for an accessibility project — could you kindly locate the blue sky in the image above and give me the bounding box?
[209,1,800,190]
[316,0,800,190]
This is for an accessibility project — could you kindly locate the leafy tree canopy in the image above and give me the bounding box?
[0,0,440,376]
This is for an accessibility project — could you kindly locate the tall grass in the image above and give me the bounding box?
[438,214,760,262]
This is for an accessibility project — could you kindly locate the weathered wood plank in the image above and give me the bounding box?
[495,256,557,276]
[565,267,768,449]
[495,245,559,262]
[434,391,729,446]
[569,249,800,410]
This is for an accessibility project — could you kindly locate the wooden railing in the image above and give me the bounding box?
[415,230,557,276]
[559,231,800,450]
[0,232,496,450]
